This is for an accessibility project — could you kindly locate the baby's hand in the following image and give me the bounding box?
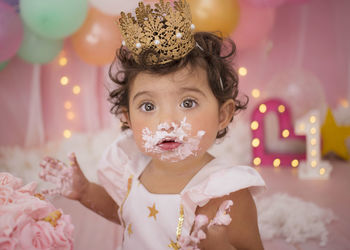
[39,153,89,201]
[179,200,235,250]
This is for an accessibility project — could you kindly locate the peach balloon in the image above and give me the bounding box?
[188,0,240,37]
[71,7,121,66]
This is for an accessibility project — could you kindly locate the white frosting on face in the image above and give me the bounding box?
[141,117,206,162]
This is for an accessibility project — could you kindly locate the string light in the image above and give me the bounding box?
[310,138,316,146]
[339,98,349,108]
[72,85,81,95]
[60,76,69,86]
[311,160,317,167]
[251,121,259,130]
[278,105,285,113]
[259,104,267,113]
[63,129,72,138]
[252,138,260,147]
[253,157,261,166]
[309,115,316,123]
[311,149,316,156]
[273,158,281,168]
[310,127,316,134]
[238,67,247,76]
[282,129,290,138]
[64,101,72,110]
[59,57,68,66]
[251,89,260,98]
[319,168,326,175]
[291,159,299,167]
[66,112,75,120]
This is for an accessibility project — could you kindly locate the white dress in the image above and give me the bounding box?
[97,131,266,250]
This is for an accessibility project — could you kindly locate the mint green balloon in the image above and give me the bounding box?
[18,24,63,64]
[20,0,88,39]
[0,60,9,71]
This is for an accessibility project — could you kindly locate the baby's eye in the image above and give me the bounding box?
[140,102,155,112]
[180,99,197,109]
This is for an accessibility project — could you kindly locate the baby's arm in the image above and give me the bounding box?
[39,153,121,224]
[195,189,263,250]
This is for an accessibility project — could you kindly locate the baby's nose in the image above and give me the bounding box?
[157,121,175,132]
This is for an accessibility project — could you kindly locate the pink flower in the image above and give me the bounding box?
[0,237,18,250]
[50,214,74,249]
[0,172,74,249]
[17,220,55,250]
[0,172,22,189]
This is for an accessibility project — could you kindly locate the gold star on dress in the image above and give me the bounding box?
[321,108,350,160]
[127,224,133,236]
[147,203,159,220]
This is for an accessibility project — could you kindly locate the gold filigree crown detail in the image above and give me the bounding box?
[118,0,196,65]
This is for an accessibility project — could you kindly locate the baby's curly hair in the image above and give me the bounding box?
[108,32,248,138]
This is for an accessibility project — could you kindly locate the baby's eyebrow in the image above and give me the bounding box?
[132,90,153,102]
[179,87,207,97]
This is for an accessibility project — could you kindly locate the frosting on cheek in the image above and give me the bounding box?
[141,117,206,162]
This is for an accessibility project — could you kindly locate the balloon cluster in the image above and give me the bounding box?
[0,0,311,70]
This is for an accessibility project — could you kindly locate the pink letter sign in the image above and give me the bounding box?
[251,98,306,167]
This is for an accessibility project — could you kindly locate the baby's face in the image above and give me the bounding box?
[126,65,221,163]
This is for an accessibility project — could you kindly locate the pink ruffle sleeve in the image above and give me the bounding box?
[97,131,149,206]
[180,162,266,236]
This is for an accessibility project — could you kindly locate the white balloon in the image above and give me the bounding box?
[89,0,139,15]
[263,69,327,121]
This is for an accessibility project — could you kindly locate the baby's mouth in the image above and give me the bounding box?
[157,137,182,151]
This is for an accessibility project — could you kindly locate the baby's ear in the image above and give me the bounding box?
[218,100,235,131]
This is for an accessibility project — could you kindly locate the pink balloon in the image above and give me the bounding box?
[245,0,286,8]
[0,2,23,61]
[231,1,275,51]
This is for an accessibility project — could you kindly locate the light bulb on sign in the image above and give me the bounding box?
[295,110,332,179]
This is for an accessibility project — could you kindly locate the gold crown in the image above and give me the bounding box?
[118,0,196,65]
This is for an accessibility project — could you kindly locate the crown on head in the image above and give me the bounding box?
[118,0,196,65]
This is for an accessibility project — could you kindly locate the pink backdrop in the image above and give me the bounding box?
[0,0,349,147]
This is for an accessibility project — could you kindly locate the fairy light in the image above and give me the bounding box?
[311,160,317,168]
[282,129,290,138]
[252,138,260,147]
[311,149,316,156]
[63,129,72,138]
[238,67,247,76]
[60,76,69,86]
[273,158,281,168]
[339,98,349,108]
[251,121,259,130]
[59,57,68,66]
[66,112,75,120]
[251,89,260,98]
[259,104,267,113]
[309,115,316,123]
[253,157,261,166]
[64,101,72,110]
[319,168,326,175]
[310,127,316,134]
[278,105,286,113]
[72,85,81,95]
[310,138,316,146]
[291,159,299,168]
